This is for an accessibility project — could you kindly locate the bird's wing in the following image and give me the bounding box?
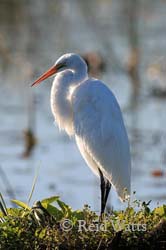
[72,79,131,200]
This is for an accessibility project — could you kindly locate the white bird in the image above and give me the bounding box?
[31,53,131,214]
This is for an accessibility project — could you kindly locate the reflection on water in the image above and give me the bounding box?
[0,0,166,210]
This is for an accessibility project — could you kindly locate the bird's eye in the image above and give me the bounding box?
[56,63,66,70]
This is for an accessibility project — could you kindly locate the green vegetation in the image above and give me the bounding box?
[0,195,166,250]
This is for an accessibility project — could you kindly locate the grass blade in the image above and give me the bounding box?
[0,201,7,216]
[0,165,16,206]
[0,193,7,215]
[27,162,41,205]
[11,199,31,210]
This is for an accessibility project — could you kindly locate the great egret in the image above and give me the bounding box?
[31,53,131,214]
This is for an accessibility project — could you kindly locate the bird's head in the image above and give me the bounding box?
[31,53,87,87]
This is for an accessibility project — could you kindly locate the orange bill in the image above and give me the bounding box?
[31,65,58,87]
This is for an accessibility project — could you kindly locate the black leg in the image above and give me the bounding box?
[104,180,111,208]
[98,168,106,215]
[98,169,111,216]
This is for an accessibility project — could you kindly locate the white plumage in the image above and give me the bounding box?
[73,79,131,201]
[31,53,131,212]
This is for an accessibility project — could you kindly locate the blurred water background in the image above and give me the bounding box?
[0,0,166,211]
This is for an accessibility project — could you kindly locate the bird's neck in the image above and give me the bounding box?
[50,69,87,136]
